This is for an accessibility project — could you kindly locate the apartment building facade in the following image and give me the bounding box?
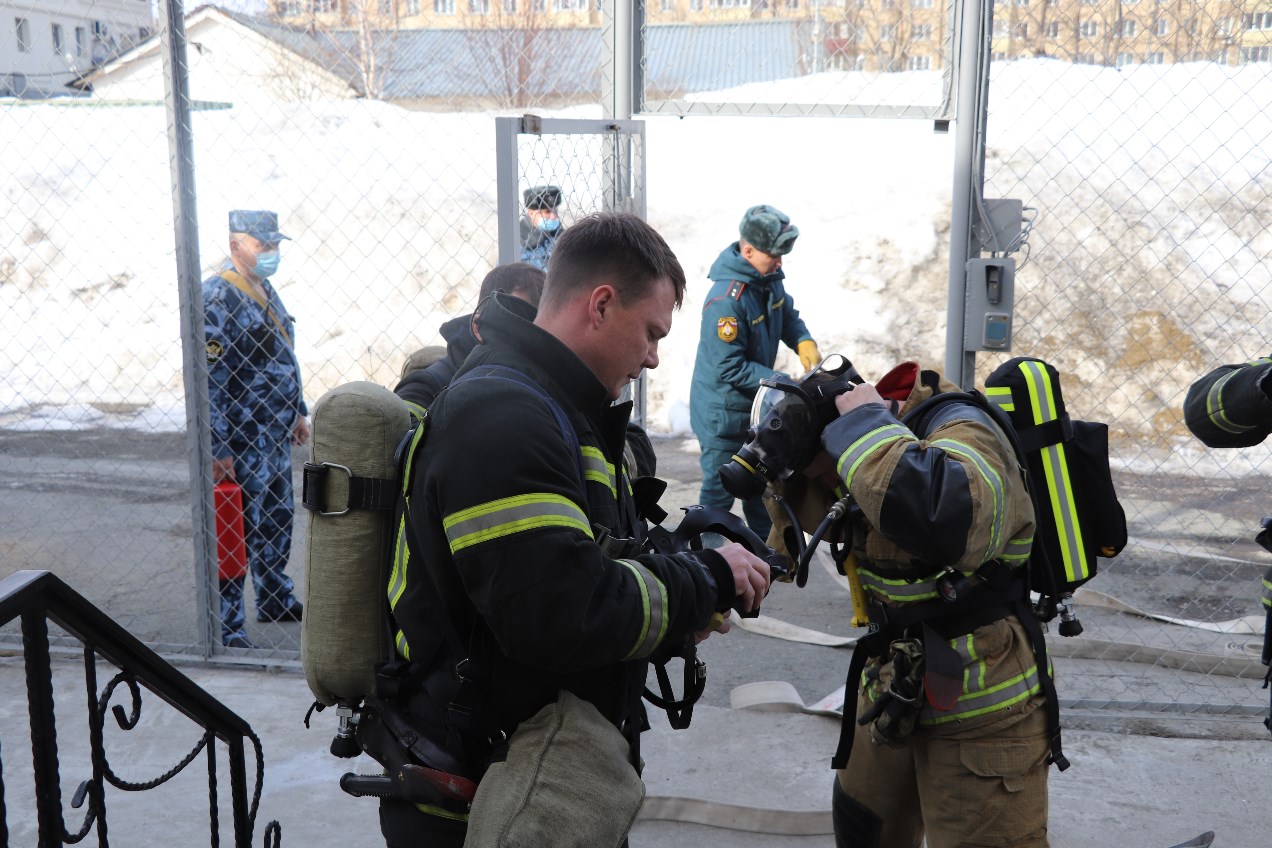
[3,0,154,96]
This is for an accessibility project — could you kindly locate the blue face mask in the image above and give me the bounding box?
[253,250,281,278]
[537,218,560,233]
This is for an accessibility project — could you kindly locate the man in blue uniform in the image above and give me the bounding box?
[519,184,564,270]
[204,210,308,649]
[689,204,822,540]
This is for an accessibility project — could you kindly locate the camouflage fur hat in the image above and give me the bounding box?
[739,204,798,256]
[523,185,563,210]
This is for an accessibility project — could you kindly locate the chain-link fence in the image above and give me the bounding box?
[3,0,1270,723]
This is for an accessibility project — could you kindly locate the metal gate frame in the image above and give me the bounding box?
[494,115,650,427]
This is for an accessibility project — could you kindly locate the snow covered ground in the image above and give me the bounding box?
[3,58,1270,475]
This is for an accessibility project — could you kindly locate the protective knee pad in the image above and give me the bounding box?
[832,776,883,848]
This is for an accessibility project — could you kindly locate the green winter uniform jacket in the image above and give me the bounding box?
[689,243,812,448]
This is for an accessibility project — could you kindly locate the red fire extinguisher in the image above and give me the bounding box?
[214,481,248,581]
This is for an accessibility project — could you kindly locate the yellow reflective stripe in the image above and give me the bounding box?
[836,423,917,489]
[412,802,468,821]
[1020,360,1089,584]
[999,536,1033,565]
[404,400,426,420]
[400,421,428,497]
[387,511,409,609]
[395,629,410,660]
[1205,369,1253,435]
[858,567,943,603]
[1261,573,1272,609]
[985,385,1014,412]
[921,663,1042,725]
[581,445,617,497]
[961,632,987,692]
[443,493,592,553]
[931,437,1004,563]
[617,559,669,660]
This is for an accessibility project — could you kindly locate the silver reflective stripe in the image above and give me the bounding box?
[444,493,592,554]
[1019,359,1088,584]
[999,536,1033,566]
[581,445,617,497]
[986,385,1014,413]
[931,437,1005,564]
[836,423,917,488]
[920,636,1043,725]
[858,567,944,603]
[617,558,668,659]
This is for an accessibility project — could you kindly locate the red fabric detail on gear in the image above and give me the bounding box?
[876,361,920,401]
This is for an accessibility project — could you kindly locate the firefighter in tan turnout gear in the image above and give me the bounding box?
[764,360,1051,848]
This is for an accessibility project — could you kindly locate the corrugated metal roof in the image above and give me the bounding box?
[92,8,807,102]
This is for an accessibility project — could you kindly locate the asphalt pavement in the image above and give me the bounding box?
[2,433,1270,847]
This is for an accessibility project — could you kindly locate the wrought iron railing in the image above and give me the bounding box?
[0,569,279,847]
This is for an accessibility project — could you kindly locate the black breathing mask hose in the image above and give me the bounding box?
[796,495,853,588]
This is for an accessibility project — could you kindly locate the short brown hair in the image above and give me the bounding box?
[478,262,546,306]
[540,213,685,312]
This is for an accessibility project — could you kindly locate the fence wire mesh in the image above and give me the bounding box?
[2,0,1270,725]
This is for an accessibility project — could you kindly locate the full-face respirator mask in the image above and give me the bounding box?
[718,354,865,501]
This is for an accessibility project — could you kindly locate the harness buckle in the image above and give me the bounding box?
[301,461,355,516]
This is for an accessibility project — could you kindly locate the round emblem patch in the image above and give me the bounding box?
[717,317,738,343]
[206,339,224,364]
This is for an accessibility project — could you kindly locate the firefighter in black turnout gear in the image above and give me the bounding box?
[1184,354,1272,737]
[380,213,771,847]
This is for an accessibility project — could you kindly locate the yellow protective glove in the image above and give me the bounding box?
[797,339,822,373]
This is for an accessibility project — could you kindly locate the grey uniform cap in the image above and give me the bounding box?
[229,210,291,242]
[739,204,798,256]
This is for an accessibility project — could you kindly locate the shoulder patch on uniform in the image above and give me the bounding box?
[717,316,738,343]
[727,281,746,300]
[206,339,224,364]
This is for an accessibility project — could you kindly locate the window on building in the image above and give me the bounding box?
[379,0,393,14]
[1079,20,1099,37]
[280,0,302,13]
[914,23,933,40]
[662,0,674,10]
[690,0,703,9]
[1144,50,1164,63]
[786,0,800,9]
[1154,17,1169,35]
[1015,0,1029,6]
[556,0,587,9]
[75,26,85,55]
[1120,19,1136,36]
[15,17,29,52]
[1046,0,1058,6]
[92,20,107,37]
[52,22,63,54]
[1246,12,1272,30]
[991,50,1007,60]
[1242,44,1272,62]
[1116,51,1135,66]
[434,0,455,12]
[1013,22,1028,37]
[880,23,896,41]
[404,0,420,13]
[908,55,932,69]
[503,0,516,11]
[709,0,752,7]
[1045,21,1059,37]
[912,0,934,8]
[470,0,489,11]
[533,0,546,10]
[312,0,334,12]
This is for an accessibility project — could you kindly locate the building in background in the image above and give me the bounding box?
[3,0,155,97]
[268,0,1272,72]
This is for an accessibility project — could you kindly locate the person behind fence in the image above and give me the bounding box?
[689,203,821,541]
[379,212,771,848]
[204,209,307,649]
[1183,354,1272,734]
[760,360,1051,848]
[393,262,545,415]
[519,184,565,270]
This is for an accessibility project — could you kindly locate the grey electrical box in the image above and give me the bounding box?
[972,199,1024,254]
[964,258,1015,352]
